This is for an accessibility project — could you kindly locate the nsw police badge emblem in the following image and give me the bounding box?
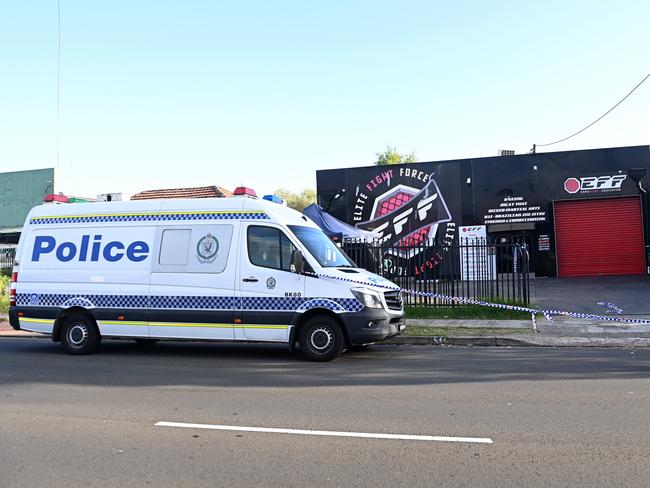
[196,233,219,263]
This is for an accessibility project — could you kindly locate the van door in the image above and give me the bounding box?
[238,223,305,341]
[149,224,237,340]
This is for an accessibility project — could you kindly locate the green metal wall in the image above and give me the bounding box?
[0,168,54,228]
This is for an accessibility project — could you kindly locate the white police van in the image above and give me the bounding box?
[8,189,405,361]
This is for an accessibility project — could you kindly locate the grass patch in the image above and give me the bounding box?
[406,301,536,320]
[0,296,8,314]
[404,325,530,337]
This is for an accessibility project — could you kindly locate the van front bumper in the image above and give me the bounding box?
[344,309,406,345]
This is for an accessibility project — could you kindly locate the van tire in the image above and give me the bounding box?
[299,316,344,362]
[61,314,100,355]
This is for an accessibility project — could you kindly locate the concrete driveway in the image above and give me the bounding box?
[532,275,650,315]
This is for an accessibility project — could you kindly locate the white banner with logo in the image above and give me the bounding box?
[459,225,496,281]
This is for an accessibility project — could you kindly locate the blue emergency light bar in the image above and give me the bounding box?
[263,194,285,204]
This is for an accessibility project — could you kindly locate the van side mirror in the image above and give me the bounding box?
[290,250,305,274]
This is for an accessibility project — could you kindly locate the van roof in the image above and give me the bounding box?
[26,197,319,229]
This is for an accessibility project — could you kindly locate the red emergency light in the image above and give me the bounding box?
[233,187,258,198]
[43,193,69,203]
[9,271,17,307]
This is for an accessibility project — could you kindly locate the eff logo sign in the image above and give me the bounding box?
[564,175,627,194]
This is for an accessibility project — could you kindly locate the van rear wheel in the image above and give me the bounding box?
[299,316,344,362]
[61,314,100,355]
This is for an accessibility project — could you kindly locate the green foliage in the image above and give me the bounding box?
[273,188,316,212]
[0,274,9,297]
[375,145,418,165]
[0,274,8,315]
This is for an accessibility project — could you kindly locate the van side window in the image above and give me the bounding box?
[248,226,296,272]
[159,229,191,265]
[153,225,234,274]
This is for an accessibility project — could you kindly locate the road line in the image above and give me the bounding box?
[155,421,493,444]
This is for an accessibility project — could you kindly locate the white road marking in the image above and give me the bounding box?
[155,421,493,444]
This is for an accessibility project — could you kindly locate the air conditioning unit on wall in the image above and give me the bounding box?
[97,193,122,202]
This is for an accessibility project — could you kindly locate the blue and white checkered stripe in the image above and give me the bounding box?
[17,294,149,308]
[30,212,270,225]
[241,297,362,312]
[149,295,239,310]
[310,272,650,330]
[297,299,347,313]
[16,294,363,313]
[242,296,305,311]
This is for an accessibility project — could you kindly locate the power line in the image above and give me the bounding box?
[535,71,650,149]
[56,0,61,170]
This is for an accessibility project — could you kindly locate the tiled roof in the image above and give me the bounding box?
[131,185,233,200]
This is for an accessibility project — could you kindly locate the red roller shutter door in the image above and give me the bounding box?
[555,197,645,277]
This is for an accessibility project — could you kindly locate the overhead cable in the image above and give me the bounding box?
[536,71,650,148]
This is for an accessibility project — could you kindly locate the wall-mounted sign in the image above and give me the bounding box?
[538,234,550,252]
[564,175,626,194]
[483,196,546,225]
[459,225,496,281]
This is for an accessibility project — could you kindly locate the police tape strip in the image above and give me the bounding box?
[307,271,650,332]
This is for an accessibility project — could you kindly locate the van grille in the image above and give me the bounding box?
[384,291,403,311]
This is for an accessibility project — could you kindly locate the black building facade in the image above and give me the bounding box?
[316,145,650,278]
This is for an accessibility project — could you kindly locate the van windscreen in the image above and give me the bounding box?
[288,226,356,268]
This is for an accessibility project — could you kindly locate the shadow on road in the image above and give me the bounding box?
[1,338,649,389]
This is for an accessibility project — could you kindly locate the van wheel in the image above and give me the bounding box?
[299,316,344,362]
[61,314,100,355]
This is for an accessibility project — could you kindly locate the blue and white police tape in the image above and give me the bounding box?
[596,301,624,315]
[310,271,650,332]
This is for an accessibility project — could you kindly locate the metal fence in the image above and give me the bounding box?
[1,248,15,271]
[342,237,530,307]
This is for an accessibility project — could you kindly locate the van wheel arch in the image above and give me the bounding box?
[293,309,350,349]
[53,307,97,342]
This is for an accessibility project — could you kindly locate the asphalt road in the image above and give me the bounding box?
[1,338,649,488]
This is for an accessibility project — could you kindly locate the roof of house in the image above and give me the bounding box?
[130,185,233,200]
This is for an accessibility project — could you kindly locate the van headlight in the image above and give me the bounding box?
[351,287,383,309]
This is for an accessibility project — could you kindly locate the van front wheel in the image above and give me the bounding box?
[299,316,344,362]
[61,314,100,355]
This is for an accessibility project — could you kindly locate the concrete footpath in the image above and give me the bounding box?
[387,316,650,347]
[3,313,650,347]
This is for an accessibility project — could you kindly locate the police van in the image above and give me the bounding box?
[8,189,405,361]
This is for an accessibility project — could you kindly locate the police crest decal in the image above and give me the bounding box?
[196,233,219,263]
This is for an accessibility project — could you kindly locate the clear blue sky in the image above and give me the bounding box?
[1,1,648,198]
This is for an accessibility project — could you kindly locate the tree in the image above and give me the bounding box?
[375,145,417,165]
[273,188,316,212]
